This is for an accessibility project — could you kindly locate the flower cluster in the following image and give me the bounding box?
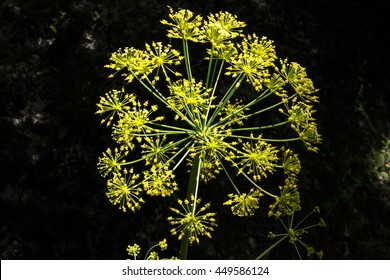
[126,239,173,260]
[167,195,217,245]
[224,188,263,217]
[262,206,326,260]
[97,8,322,256]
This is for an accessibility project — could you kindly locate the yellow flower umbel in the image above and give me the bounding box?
[97,8,323,259]
[268,177,301,218]
[236,135,279,181]
[224,188,263,217]
[127,244,141,259]
[106,168,144,212]
[258,206,326,260]
[160,8,204,42]
[167,196,217,245]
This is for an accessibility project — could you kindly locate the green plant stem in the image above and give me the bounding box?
[240,172,277,198]
[210,87,274,129]
[227,134,301,142]
[206,74,245,126]
[205,46,214,88]
[180,154,202,260]
[203,60,224,127]
[255,235,288,260]
[231,120,291,132]
[132,71,198,130]
[183,39,192,81]
[220,160,241,194]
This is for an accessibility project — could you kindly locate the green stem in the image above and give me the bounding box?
[255,235,289,260]
[152,122,194,133]
[220,160,241,194]
[206,74,245,126]
[240,172,277,198]
[205,46,214,88]
[132,72,168,106]
[209,57,219,88]
[210,87,273,129]
[227,134,300,142]
[261,137,301,142]
[231,120,291,132]
[183,39,192,81]
[132,71,198,130]
[180,154,202,260]
[203,60,224,127]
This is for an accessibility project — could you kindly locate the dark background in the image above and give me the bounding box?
[1,0,389,259]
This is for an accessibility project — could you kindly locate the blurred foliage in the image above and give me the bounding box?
[1,0,389,259]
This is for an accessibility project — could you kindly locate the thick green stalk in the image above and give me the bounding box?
[179,154,202,260]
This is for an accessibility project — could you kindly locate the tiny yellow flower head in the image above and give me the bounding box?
[224,188,263,217]
[142,163,178,197]
[319,218,326,228]
[105,47,134,72]
[193,127,230,160]
[127,244,141,258]
[207,42,238,62]
[237,135,279,181]
[226,35,276,91]
[167,78,211,115]
[282,148,301,177]
[286,102,316,125]
[160,8,204,42]
[106,168,144,212]
[141,135,176,165]
[96,88,136,126]
[97,148,127,177]
[168,196,217,245]
[226,53,268,91]
[268,178,301,218]
[219,99,248,126]
[146,42,183,68]
[158,239,168,251]
[203,11,246,46]
[111,100,163,150]
[197,154,222,183]
[279,59,319,103]
[106,47,153,83]
[145,42,183,83]
[147,251,160,260]
[244,35,277,66]
[295,122,322,152]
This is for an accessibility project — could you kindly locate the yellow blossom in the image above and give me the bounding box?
[268,177,301,218]
[236,135,279,180]
[96,88,136,126]
[168,196,217,245]
[160,8,204,42]
[142,163,178,197]
[106,168,144,212]
[127,244,141,258]
[224,188,263,216]
[97,148,127,177]
[203,11,246,46]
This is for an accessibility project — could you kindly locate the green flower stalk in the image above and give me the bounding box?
[97,8,322,259]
